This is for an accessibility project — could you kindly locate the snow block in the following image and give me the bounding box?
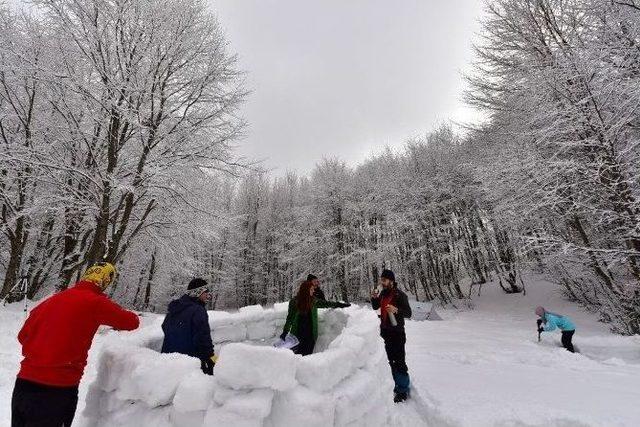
[246,321,276,340]
[268,386,335,427]
[333,369,380,426]
[216,343,298,391]
[203,389,274,427]
[296,347,355,392]
[173,372,216,412]
[85,304,395,426]
[213,323,247,343]
[203,406,262,427]
[272,302,289,312]
[329,334,368,368]
[209,311,235,328]
[221,388,274,419]
[170,409,205,427]
[237,304,266,322]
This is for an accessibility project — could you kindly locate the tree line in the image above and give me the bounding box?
[196,125,523,312]
[467,0,640,334]
[2,0,638,334]
[0,0,246,304]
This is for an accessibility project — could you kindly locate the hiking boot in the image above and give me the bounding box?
[394,392,408,403]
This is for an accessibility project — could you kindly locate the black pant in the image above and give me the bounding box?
[11,378,79,427]
[294,337,316,356]
[562,330,575,353]
[381,329,410,394]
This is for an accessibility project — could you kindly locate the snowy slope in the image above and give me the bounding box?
[404,275,640,426]
[0,275,638,426]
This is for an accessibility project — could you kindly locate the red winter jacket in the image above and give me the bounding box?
[17,280,140,386]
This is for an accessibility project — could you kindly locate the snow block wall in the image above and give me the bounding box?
[83,304,395,427]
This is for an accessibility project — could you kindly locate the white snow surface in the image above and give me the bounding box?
[0,275,638,426]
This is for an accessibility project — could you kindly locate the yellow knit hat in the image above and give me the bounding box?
[82,262,117,290]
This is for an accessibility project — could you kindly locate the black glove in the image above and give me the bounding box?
[339,302,351,308]
[201,356,216,376]
[536,319,543,327]
[280,332,287,341]
[537,327,544,333]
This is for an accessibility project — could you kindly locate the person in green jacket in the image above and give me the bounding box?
[280,280,350,355]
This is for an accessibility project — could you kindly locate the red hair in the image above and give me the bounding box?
[296,280,314,313]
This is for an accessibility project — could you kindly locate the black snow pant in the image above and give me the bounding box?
[561,330,575,353]
[381,329,410,394]
[293,337,316,356]
[11,378,79,427]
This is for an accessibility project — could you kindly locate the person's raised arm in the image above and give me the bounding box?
[95,296,140,331]
[315,299,350,309]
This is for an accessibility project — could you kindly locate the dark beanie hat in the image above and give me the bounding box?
[381,269,395,282]
[307,274,318,281]
[188,278,208,291]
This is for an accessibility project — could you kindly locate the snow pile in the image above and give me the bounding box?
[83,304,395,427]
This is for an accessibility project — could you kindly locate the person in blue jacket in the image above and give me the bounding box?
[535,306,576,352]
[162,278,217,374]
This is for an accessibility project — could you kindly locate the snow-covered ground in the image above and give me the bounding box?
[0,276,639,426]
[404,277,640,426]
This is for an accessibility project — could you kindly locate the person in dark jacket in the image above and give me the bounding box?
[281,280,350,355]
[307,274,326,301]
[12,262,139,427]
[371,269,412,403]
[161,278,217,375]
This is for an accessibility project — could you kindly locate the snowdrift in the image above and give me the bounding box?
[83,304,395,427]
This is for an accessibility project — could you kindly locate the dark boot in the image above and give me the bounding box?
[394,391,409,403]
[561,330,575,353]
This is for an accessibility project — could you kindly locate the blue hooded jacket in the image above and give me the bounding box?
[161,295,214,359]
[543,313,576,332]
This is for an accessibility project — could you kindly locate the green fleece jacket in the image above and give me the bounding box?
[282,297,348,340]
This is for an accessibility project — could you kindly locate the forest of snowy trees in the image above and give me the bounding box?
[1,0,639,334]
[0,0,246,304]
[196,127,525,312]
[467,0,640,334]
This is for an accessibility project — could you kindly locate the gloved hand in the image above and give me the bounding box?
[537,327,544,333]
[279,332,287,341]
[340,303,351,308]
[201,355,218,376]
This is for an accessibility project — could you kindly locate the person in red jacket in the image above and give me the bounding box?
[11,262,140,427]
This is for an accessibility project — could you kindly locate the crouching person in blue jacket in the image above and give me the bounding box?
[535,306,576,353]
[162,278,217,374]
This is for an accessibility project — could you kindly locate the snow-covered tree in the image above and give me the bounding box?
[467,0,640,333]
[0,0,247,304]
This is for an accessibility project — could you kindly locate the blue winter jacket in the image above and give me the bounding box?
[161,295,214,360]
[543,313,576,332]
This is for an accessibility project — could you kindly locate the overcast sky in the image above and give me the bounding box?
[213,0,485,174]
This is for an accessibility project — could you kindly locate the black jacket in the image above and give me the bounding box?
[371,286,412,332]
[161,295,214,360]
